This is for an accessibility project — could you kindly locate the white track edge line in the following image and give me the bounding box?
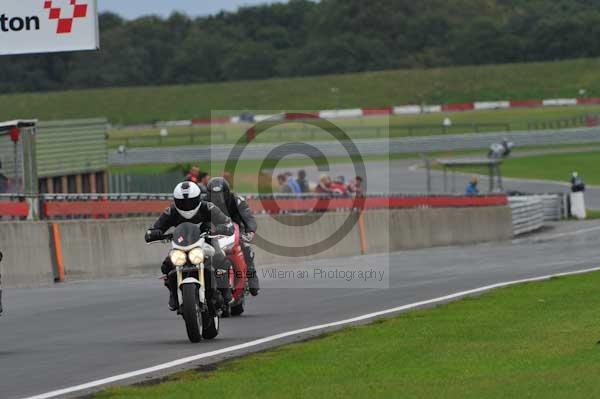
[22,266,600,399]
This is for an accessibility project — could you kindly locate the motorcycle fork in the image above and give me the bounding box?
[176,265,206,309]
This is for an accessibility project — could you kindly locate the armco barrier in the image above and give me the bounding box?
[0,204,514,287]
[509,197,545,236]
[509,194,566,222]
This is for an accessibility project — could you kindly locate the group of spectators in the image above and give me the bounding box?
[185,166,233,191]
[278,170,363,196]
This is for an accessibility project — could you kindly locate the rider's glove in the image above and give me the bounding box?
[243,231,256,243]
[214,222,234,236]
[199,222,212,234]
[145,229,163,243]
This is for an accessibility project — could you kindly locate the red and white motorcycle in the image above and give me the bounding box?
[215,224,251,317]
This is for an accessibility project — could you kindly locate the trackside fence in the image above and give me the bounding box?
[0,193,509,220]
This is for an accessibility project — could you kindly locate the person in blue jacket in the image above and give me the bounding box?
[466,177,480,196]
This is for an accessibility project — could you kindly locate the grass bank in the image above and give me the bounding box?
[98,271,600,399]
[457,151,600,186]
[4,58,600,125]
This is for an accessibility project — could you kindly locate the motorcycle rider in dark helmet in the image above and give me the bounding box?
[206,177,260,296]
[145,182,234,311]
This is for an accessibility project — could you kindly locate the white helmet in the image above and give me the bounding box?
[173,182,202,220]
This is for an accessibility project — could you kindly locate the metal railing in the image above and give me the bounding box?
[528,114,598,131]
[510,196,545,236]
[508,194,567,236]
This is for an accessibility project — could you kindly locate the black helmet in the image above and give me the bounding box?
[207,177,231,212]
[197,182,209,201]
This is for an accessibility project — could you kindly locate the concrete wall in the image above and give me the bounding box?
[253,212,362,265]
[56,219,169,280]
[364,206,513,253]
[0,222,55,288]
[0,206,513,287]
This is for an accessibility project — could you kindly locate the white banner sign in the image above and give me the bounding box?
[0,0,99,55]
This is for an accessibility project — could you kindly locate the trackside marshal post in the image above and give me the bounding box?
[0,0,99,55]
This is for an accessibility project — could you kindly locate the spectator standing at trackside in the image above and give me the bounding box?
[185,166,201,184]
[316,175,333,194]
[198,172,210,191]
[348,176,364,196]
[285,172,302,194]
[329,176,349,196]
[278,174,293,194]
[466,177,479,196]
[571,172,586,193]
[297,170,310,193]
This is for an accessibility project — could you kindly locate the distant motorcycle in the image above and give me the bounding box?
[150,223,221,343]
[488,140,514,159]
[215,224,251,317]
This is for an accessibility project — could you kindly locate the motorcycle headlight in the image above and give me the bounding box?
[189,247,204,265]
[169,250,187,267]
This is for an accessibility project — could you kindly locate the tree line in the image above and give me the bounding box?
[1,0,599,93]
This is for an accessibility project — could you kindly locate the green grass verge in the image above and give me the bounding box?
[585,210,600,220]
[97,271,600,399]
[4,58,600,125]
[458,151,600,185]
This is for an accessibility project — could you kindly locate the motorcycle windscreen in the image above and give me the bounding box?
[172,223,202,247]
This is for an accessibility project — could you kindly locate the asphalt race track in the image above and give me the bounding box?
[1,220,600,398]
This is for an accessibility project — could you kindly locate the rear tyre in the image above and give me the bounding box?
[202,310,220,340]
[182,284,202,343]
[222,304,231,318]
[231,303,244,316]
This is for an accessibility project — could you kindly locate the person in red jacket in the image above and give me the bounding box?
[329,176,349,196]
[348,176,364,196]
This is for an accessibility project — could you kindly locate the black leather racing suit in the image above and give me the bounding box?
[147,202,234,301]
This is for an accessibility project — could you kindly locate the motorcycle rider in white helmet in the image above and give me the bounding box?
[145,182,234,311]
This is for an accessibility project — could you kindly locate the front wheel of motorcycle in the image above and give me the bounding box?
[182,284,203,343]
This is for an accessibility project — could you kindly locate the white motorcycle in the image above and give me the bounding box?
[152,223,221,343]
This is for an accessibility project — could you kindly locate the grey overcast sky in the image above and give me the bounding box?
[98,0,288,19]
